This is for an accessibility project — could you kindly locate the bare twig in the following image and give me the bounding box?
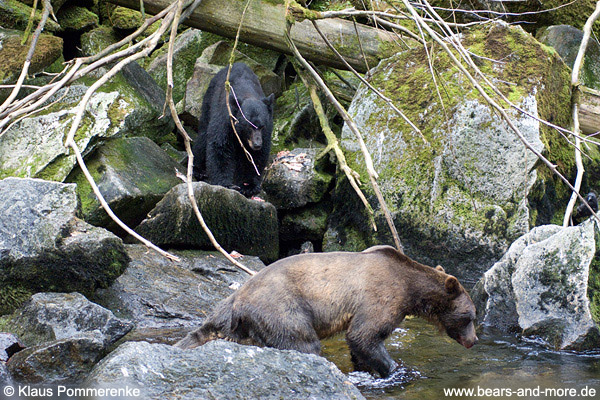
[564,0,600,226]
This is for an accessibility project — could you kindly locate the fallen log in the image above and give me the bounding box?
[579,85,600,135]
[108,0,403,73]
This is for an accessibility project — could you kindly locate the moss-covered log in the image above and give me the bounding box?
[107,0,402,73]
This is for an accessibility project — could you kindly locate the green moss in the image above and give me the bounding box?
[0,0,61,32]
[0,284,32,315]
[110,6,143,31]
[0,34,63,85]
[56,5,99,32]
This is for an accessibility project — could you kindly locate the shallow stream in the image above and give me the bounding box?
[321,318,600,399]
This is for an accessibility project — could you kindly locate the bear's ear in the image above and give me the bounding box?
[445,276,460,295]
[263,93,275,112]
[435,265,445,273]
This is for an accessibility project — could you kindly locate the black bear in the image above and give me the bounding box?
[574,191,598,224]
[192,63,274,197]
[176,245,478,378]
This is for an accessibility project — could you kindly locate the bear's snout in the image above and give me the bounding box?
[249,130,263,150]
[458,334,478,349]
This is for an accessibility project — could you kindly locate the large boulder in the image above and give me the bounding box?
[537,25,600,90]
[473,219,600,351]
[7,333,105,384]
[263,148,334,210]
[8,292,132,347]
[0,63,173,182]
[94,245,266,329]
[0,178,129,314]
[66,137,185,234]
[329,23,577,283]
[86,340,365,400]
[134,182,279,262]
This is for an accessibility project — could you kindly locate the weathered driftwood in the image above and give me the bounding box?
[579,85,600,135]
[108,0,402,73]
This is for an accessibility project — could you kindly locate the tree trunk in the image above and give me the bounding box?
[108,0,402,73]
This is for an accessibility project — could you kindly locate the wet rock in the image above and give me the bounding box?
[537,25,600,90]
[0,29,63,87]
[0,178,129,314]
[56,5,98,32]
[94,245,266,328]
[9,292,132,347]
[134,182,279,262]
[67,137,184,235]
[473,219,600,350]
[0,333,25,362]
[86,340,365,400]
[0,0,61,32]
[7,333,105,384]
[329,23,575,284]
[0,65,172,180]
[147,28,204,105]
[263,148,333,210]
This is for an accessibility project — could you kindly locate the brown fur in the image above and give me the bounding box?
[175,245,477,377]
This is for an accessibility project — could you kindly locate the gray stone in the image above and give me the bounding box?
[94,245,266,328]
[328,23,574,284]
[67,137,184,233]
[0,361,10,385]
[473,219,600,350]
[0,333,24,362]
[0,178,129,315]
[182,60,221,125]
[263,148,333,210]
[86,340,365,400]
[7,333,105,384]
[281,204,329,243]
[537,25,600,90]
[134,182,279,262]
[9,292,132,347]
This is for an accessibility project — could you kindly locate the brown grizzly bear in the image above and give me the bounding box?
[176,245,478,377]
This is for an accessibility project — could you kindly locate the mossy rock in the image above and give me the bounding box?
[331,23,579,283]
[110,6,143,31]
[66,137,185,235]
[146,28,204,105]
[79,25,120,57]
[0,0,61,32]
[134,182,279,263]
[0,65,173,182]
[0,29,63,86]
[56,5,98,32]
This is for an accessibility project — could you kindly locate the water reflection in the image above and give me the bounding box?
[321,318,600,399]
